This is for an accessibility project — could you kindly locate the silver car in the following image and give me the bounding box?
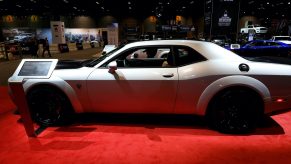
[8,40,291,133]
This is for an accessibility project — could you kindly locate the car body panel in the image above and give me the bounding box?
[87,68,178,113]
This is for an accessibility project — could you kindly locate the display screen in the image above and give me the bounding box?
[18,61,53,76]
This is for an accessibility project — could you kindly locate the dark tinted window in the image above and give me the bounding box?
[173,46,206,66]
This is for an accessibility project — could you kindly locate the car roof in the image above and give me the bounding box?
[121,40,246,61]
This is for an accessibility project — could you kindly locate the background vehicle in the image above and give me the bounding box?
[13,33,33,42]
[9,40,291,134]
[240,25,268,34]
[270,36,291,45]
[210,35,231,47]
[231,40,291,57]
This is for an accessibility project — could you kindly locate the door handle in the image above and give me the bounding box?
[162,73,174,78]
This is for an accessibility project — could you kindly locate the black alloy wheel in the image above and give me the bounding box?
[207,88,262,134]
[27,86,73,126]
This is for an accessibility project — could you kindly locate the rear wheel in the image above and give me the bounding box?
[27,86,74,126]
[207,88,263,134]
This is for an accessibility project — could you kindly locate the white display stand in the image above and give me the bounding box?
[9,59,58,137]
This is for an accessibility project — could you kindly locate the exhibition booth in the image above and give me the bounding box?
[0,21,118,60]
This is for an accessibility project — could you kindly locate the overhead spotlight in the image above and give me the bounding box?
[63,0,69,3]
[248,1,254,4]
[128,1,131,5]
[190,1,194,4]
[96,1,99,4]
[73,6,77,9]
[16,5,22,8]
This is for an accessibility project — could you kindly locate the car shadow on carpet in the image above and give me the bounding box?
[55,113,285,136]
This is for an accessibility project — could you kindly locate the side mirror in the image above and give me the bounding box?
[108,61,117,74]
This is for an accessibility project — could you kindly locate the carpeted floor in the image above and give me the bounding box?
[1,86,291,164]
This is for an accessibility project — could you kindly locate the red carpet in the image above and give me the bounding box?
[0,86,16,114]
[1,86,291,163]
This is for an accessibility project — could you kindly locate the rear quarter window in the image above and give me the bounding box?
[173,46,206,66]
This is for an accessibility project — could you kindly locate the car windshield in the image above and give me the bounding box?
[84,45,124,67]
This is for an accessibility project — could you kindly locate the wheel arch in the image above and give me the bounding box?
[24,79,84,113]
[196,75,271,116]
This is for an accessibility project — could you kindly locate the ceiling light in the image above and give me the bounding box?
[288,2,290,4]
[128,1,131,5]
[266,2,269,5]
[63,0,69,3]
[96,1,99,4]
[248,1,254,4]
[16,5,22,8]
[73,6,77,9]
[190,1,194,4]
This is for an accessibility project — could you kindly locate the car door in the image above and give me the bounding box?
[173,45,208,114]
[261,41,276,56]
[87,46,178,113]
[244,41,263,56]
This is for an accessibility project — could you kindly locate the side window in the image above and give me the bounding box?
[105,46,171,68]
[173,46,206,66]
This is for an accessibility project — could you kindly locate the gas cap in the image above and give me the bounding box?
[239,63,249,72]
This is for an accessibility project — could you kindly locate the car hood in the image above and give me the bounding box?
[55,59,93,69]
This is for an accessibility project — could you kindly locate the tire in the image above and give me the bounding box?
[207,88,263,134]
[27,86,74,126]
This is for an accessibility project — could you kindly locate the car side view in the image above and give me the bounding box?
[8,40,291,134]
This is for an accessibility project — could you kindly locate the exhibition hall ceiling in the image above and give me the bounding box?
[0,0,290,19]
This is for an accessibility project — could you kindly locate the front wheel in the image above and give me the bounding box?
[207,88,263,134]
[27,86,74,126]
